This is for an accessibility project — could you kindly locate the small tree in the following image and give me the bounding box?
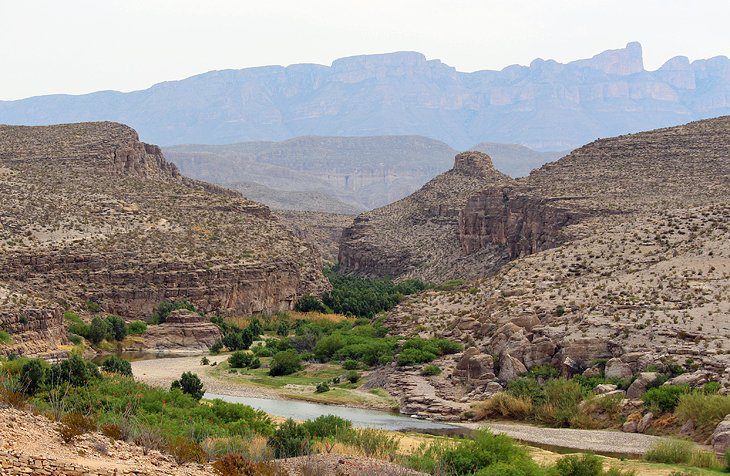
[20,359,45,395]
[101,355,132,377]
[295,295,328,313]
[269,350,303,376]
[106,316,127,342]
[171,372,204,400]
[268,419,311,458]
[87,317,112,345]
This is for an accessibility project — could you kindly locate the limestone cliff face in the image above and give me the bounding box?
[0,122,328,356]
[458,188,583,258]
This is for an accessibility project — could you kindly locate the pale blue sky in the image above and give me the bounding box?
[1,0,729,100]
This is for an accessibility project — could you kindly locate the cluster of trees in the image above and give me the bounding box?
[295,269,428,318]
[65,312,146,346]
[211,317,262,352]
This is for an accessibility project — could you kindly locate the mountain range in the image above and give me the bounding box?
[1,42,729,150]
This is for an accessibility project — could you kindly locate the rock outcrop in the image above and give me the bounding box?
[130,310,223,354]
[0,122,328,356]
[383,117,730,412]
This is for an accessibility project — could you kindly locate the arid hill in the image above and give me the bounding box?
[0,122,327,356]
[357,117,730,418]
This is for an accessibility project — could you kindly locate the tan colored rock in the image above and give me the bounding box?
[499,354,528,381]
[605,358,633,380]
[627,372,660,399]
[711,414,730,457]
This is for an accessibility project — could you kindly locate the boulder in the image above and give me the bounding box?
[622,420,637,433]
[711,414,730,457]
[499,354,528,381]
[667,370,712,388]
[455,347,495,381]
[582,366,602,378]
[522,337,557,368]
[626,372,659,399]
[135,310,222,353]
[636,412,653,433]
[594,384,618,395]
[604,358,633,379]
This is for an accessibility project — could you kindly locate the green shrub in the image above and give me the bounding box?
[474,393,533,420]
[541,379,584,427]
[200,356,210,366]
[101,355,132,377]
[440,429,531,475]
[228,351,256,369]
[342,359,359,370]
[167,436,207,464]
[269,350,303,377]
[210,340,223,354]
[397,347,437,366]
[302,415,351,439]
[276,321,290,337]
[106,315,127,341]
[85,300,101,312]
[527,364,560,380]
[20,359,46,395]
[422,365,442,376]
[553,453,603,475]
[171,372,204,400]
[150,300,196,325]
[315,382,330,393]
[337,428,400,458]
[475,459,545,475]
[642,385,689,413]
[507,377,547,405]
[268,419,312,458]
[222,328,254,351]
[294,295,330,313]
[46,355,99,387]
[346,370,360,384]
[644,439,693,464]
[67,333,82,345]
[65,312,89,338]
[127,320,147,335]
[675,392,730,436]
[87,316,113,345]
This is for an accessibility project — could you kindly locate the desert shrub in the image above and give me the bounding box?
[541,379,584,427]
[134,425,167,455]
[473,393,533,420]
[268,419,312,458]
[397,337,462,366]
[527,364,560,380]
[212,453,286,476]
[228,351,256,369]
[106,315,127,341]
[68,333,82,345]
[65,312,89,338]
[222,328,254,351]
[101,355,132,377]
[702,381,721,394]
[642,385,689,413]
[20,358,46,395]
[101,423,123,440]
[200,356,210,365]
[302,415,351,439]
[342,359,359,370]
[87,316,113,345]
[127,320,147,335]
[268,350,302,376]
[422,365,442,376]
[689,448,721,469]
[507,377,546,405]
[475,459,545,475]
[552,453,603,475]
[439,429,531,475]
[276,321,290,337]
[46,355,99,387]
[0,371,28,408]
[295,295,330,314]
[151,300,196,324]
[397,347,437,366]
[0,330,11,345]
[171,371,205,400]
[403,440,454,474]
[337,428,400,459]
[345,370,360,384]
[210,340,223,354]
[675,392,730,436]
[59,412,96,443]
[315,382,330,393]
[644,439,694,464]
[167,436,207,464]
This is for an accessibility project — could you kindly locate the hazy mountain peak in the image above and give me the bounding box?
[569,41,644,75]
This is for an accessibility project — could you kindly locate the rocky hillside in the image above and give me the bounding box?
[2,43,729,151]
[470,143,565,177]
[339,151,514,281]
[376,117,730,417]
[0,122,327,356]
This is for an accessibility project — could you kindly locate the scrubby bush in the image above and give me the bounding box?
[295,295,330,314]
[210,340,223,354]
[46,355,99,387]
[167,436,207,464]
[644,439,694,464]
[65,312,89,338]
[439,429,532,475]
[171,372,204,400]
[422,365,442,376]
[59,412,96,443]
[212,453,286,476]
[315,382,330,393]
[302,415,351,439]
[106,315,127,341]
[337,428,400,459]
[20,359,46,395]
[228,351,256,369]
[342,359,359,370]
[345,370,360,384]
[474,393,533,420]
[507,377,547,405]
[268,419,312,458]
[675,392,730,437]
[101,355,132,377]
[268,350,302,377]
[87,316,113,344]
[0,330,12,345]
[541,378,585,427]
[127,320,147,335]
[642,385,689,413]
[200,356,210,366]
[553,453,603,475]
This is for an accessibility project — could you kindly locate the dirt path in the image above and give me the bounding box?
[461,421,666,456]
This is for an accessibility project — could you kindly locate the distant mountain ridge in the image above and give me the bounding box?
[2,42,729,150]
[164,135,560,212]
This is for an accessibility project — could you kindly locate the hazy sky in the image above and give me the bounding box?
[2,0,729,100]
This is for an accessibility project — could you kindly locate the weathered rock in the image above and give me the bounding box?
[583,366,602,378]
[666,370,712,387]
[605,358,633,379]
[711,414,730,457]
[637,412,653,433]
[594,384,618,394]
[134,310,222,353]
[455,348,495,381]
[499,354,528,381]
[626,372,660,399]
[622,420,638,433]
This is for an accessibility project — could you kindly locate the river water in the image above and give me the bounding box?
[205,392,459,432]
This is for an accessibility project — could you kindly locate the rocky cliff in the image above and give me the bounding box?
[0,122,328,356]
[382,116,730,415]
[338,152,514,281]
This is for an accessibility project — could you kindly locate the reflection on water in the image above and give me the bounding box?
[205,393,459,432]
